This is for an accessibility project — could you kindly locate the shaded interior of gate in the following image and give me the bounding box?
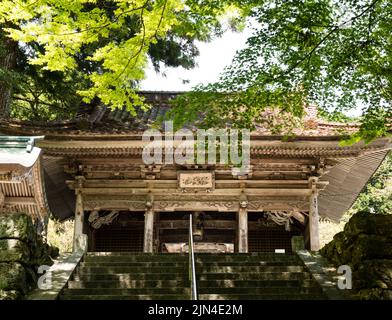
[88,211,144,252]
[87,211,304,253]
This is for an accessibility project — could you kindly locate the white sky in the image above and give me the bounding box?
[140,28,252,91]
[140,27,363,118]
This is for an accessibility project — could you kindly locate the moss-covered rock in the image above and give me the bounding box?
[357,288,392,300]
[0,239,31,263]
[321,212,392,300]
[351,234,392,266]
[0,262,27,293]
[0,213,34,242]
[0,212,56,300]
[320,231,354,266]
[354,260,392,290]
[0,289,22,300]
[344,211,392,238]
[30,238,54,266]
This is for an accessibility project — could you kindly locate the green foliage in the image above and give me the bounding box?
[169,0,392,140]
[2,0,392,139]
[47,218,74,254]
[353,151,392,215]
[0,0,247,119]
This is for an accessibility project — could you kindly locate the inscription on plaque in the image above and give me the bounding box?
[178,171,214,191]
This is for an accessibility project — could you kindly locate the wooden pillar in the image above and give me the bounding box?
[309,178,320,251]
[238,191,248,253]
[143,207,154,253]
[73,189,85,252]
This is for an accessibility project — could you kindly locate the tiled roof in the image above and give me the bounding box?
[0,136,50,223]
[0,91,359,137]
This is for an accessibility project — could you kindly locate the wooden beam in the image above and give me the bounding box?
[67,179,328,189]
[75,188,313,197]
[158,220,236,230]
[4,197,35,205]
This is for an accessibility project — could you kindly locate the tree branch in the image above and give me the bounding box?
[271,0,382,83]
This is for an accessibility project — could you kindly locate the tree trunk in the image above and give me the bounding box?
[0,26,17,118]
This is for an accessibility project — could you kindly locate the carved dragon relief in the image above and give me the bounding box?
[266,211,294,231]
[88,210,119,229]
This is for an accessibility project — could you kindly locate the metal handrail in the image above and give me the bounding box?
[189,214,198,300]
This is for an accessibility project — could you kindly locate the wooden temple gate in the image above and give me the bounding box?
[62,154,332,254]
[1,93,390,254]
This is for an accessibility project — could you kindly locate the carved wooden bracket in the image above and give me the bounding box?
[140,165,161,180]
[239,191,248,208]
[75,175,86,189]
[88,210,119,229]
[309,176,318,194]
[232,165,253,179]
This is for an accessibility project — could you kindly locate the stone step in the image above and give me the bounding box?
[59,293,325,300]
[198,272,314,281]
[77,266,189,273]
[196,266,305,273]
[84,256,189,262]
[198,294,326,300]
[73,273,190,281]
[196,255,299,262]
[197,287,323,295]
[62,288,191,296]
[77,265,304,274]
[83,256,299,263]
[61,287,321,296]
[73,271,314,282]
[81,261,188,267]
[86,252,187,256]
[196,261,299,266]
[60,294,189,300]
[67,279,317,289]
[86,252,294,257]
[80,261,298,267]
[67,280,191,289]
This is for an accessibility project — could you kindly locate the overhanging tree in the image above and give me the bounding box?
[0,0,247,119]
[168,0,392,142]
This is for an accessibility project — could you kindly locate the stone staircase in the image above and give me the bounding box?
[59,252,327,300]
[195,253,326,300]
[60,252,190,300]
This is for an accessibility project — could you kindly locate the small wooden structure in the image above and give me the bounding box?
[0,136,51,234]
[0,92,390,252]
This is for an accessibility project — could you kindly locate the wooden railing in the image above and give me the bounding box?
[188,214,198,300]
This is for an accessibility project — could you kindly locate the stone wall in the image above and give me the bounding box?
[320,211,392,300]
[0,213,58,300]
